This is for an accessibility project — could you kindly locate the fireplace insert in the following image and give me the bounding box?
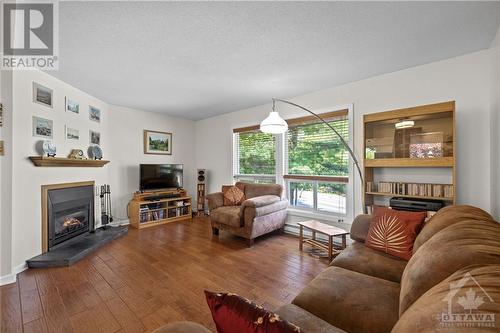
[47,185,94,249]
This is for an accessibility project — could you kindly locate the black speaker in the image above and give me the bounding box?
[197,169,206,184]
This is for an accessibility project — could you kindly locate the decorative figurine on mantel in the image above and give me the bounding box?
[36,140,57,157]
[88,145,103,160]
[68,149,86,159]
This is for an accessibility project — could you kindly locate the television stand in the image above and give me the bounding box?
[128,189,192,229]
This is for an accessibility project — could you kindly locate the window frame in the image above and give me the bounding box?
[231,103,355,221]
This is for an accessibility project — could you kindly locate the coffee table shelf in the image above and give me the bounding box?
[298,220,349,261]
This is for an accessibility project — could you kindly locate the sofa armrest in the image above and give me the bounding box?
[206,192,224,211]
[242,195,281,208]
[350,214,372,242]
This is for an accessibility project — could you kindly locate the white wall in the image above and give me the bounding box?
[107,105,196,220]
[2,70,196,279]
[0,69,15,284]
[195,49,494,218]
[491,28,500,219]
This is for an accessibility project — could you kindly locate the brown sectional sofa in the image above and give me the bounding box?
[206,182,288,246]
[159,205,500,333]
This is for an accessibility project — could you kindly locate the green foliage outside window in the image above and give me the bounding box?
[238,131,276,175]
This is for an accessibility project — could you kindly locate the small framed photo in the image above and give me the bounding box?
[89,106,101,122]
[89,130,100,145]
[33,82,53,108]
[65,97,79,114]
[144,130,172,155]
[32,116,53,138]
[65,126,80,140]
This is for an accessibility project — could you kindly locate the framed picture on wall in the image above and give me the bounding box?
[65,97,80,114]
[65,126,80,140]
[90,130,100,145]
[32,116,53,138]
[89,106,101,122]
[33,82,53,108]
[144,130,172,155]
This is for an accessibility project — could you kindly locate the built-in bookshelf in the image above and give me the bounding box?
[128,189,192,229]
[363,101,456,210]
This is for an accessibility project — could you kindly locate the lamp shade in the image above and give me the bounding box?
[260,111,288,134]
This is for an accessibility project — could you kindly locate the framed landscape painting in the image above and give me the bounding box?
[65,97,79,114]
[32,116,53,138]
[33,82,53,108]
[144,130,172,155]
[89,106,101,122]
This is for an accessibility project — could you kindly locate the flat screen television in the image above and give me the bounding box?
[140,164,183,191]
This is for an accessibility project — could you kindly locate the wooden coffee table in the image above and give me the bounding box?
[297,220,350,261]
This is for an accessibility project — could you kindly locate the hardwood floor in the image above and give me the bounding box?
[1,217,327,333]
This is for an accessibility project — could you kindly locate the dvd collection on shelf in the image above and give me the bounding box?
[366,181,454,198]
[139,201,190,223]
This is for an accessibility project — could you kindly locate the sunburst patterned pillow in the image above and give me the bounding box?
[222,184,245,206]
[365,207,427,260]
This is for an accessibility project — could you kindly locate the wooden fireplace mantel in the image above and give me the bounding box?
[30,156,109,167]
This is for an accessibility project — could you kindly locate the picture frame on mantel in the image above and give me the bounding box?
[144,130,172,155]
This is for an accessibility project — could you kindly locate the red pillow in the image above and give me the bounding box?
[205,291,302,333]
[365,207,426,260]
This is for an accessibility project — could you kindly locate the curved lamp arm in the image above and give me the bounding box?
[273,98,367,214]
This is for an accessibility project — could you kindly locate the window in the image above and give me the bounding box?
[233,129,276,183]
[285,111,349,215]
[232,108,351,217]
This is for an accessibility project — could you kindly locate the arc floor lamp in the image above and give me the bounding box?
[260,98,367,214]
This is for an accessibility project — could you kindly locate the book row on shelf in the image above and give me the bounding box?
[139,205,190,223]
[366,181,454,198]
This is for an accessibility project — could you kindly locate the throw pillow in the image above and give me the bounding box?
[222,184,245,206]
[205,291,302,333]
[365,206,427,260]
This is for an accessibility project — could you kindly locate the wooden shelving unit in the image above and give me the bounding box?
[128,189,192,229]
[363,101,456,209]
[29,156,109,167]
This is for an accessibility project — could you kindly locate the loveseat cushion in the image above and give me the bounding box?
[240,182,282,199]
[292,266,400,333]
[330,241,407,283]
[210,206,243,228]
[275,304,347,333]
[242,195,281,208]
[413,205,494,253]
[400,219,500,315]
[393,265,500,333]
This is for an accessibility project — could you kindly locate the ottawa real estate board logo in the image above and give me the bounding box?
[438,272,496,329]
[1,1,59,70]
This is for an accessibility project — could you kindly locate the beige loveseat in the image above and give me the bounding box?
[206,182,288,246]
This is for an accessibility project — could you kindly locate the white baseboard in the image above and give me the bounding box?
[0,262,28,286]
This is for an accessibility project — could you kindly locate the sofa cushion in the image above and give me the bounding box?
[205,291,302,333]
[400,219,500,315]
[222,184,246,206]
[210,206,243,228]
[292,266,400,333]
[330,241,406,283]
[413,205,495,253]
[350,214,372,242]
[393,265,500,333]
[275,304,347,333]
[365,207,426,260]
